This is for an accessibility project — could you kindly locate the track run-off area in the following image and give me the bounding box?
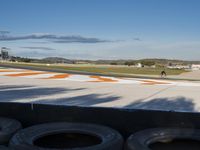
[0,67,199,86]
[0,67,200,112]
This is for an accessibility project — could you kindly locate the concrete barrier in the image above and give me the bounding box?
[0,102,199,138]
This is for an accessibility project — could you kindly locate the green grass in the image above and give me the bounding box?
[51,66,185,75]
[2,62,186,76]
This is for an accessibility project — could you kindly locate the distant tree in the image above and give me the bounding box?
[156,64,165,68]
[110,62,118,65]
[140,60,155,66]
[168,62,173,66]
[124,61,135,66]
[22,58,31,62]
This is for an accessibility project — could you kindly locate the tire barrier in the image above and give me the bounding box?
[125,128,200,150]
[10,122,124,150]
[0,145,11,150]
[0,117,22,145]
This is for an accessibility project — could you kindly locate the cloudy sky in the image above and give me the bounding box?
[0,0,200,60]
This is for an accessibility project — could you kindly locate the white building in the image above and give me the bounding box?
[136,63,143,68]
[167,65,190,69]
[191,64,200,71]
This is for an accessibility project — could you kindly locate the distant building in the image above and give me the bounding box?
[76,61,89,64]
[136,63,143,68]
[0,47,9,60]
[167,64,200,71]
[191,64,200,71]
[167,64,190,69]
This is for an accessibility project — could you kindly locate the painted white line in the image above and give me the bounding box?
[176,82,200,87]
[0,72,27,75]
[62,75,96,82]
[23,73,59,79]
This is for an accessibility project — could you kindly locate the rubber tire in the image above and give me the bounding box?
[10,122,123,150]
[0,117,22,144]
[0,145,12,150]
[125,128,200,150]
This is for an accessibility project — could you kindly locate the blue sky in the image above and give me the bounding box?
[0,0,200,60]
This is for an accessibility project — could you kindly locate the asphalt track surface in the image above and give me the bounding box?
[1,63,196,81]
[0,66,200,112]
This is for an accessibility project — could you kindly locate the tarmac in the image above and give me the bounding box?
[0,67,200,112]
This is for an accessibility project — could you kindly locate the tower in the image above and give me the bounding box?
[0,47,9,60]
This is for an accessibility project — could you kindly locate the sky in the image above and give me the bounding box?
[0,0,200,60]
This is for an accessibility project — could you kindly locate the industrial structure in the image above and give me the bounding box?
[0,47,10,60]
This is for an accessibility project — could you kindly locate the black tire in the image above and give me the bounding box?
[0,117,22,144]
[125,128,200,150]
[0,145,12,150]
[10,122,123,150]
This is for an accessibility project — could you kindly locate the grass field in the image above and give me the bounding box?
[0,62,186,76]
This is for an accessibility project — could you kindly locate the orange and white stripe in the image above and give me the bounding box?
[0,67,199,86]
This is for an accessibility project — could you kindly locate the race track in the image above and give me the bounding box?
[0,67,200,112]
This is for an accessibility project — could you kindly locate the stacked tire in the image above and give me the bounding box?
[0,117,22,150]
[0,146,12,150]
[10,122,124,150]
[125,128,200,150]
